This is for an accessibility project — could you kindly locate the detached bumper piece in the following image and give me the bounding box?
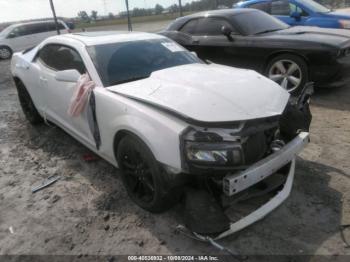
[184,132,309,240]
[223,132,309,196]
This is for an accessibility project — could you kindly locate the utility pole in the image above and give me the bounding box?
[103,0,107,15]
[178,0,183,17]
[49,0,60,35]
[215,0,219,9]
[125,0,132,31]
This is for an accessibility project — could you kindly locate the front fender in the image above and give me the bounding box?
[94,89,187,170]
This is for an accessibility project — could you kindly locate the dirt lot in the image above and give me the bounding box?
[0,55,350,260]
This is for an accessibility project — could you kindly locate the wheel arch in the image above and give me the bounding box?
[264,50,310,72]
[109,115,183,170]
[0,45,13,52]
[0,45,13,58]
[13,76,23,86]
[113,129,131,160]
[113,129,156,166]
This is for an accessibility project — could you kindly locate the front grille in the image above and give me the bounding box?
[242,131,267,165]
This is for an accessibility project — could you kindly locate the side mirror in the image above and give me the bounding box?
[290,11,301,21]
[55,69,81,83]
[191,51,198,57]
[221,25,233,41]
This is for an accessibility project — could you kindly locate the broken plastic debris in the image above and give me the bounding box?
[31,175,60,193]
[83,153,98,162]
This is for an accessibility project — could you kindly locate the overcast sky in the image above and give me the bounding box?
[0,0,192,23]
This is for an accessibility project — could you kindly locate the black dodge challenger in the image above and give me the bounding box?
[160,8,350,93]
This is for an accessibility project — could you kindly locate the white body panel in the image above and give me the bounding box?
[11,32,290,172]
[108,63,289,122]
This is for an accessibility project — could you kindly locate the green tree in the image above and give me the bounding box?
[155,4,164,15]
[77,11,90,22]
[108,12,114,19]
[91,10,98,21]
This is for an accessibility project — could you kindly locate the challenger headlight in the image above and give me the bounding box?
[339,19,350,29]
[336,48,350,58]
[185,141,243,166]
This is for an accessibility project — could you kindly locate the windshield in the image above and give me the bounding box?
[296,0,330,13]
[87,38,201,87]
[233,10,289,35]
[0,24,15,37]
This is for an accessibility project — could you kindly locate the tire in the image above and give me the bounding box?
[0,46,12,60]
[16,80,43,125]
[116,134,179,213]
[265,54,308,94]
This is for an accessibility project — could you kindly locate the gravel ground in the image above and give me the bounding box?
[1,55,350,260]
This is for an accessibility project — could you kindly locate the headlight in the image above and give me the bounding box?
[185,141,243,166]
[339,19,350,29]
[336,48,350,58]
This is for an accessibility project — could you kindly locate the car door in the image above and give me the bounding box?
[36,44,95,146]
[271,0,309,25]
[178,17,260,70]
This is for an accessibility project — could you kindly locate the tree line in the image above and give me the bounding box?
[77,0,350,21]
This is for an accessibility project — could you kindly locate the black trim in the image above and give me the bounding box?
[88,91,101,150]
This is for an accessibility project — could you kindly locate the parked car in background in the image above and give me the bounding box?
[11,31,311,238]
[235,0,350,29]
[0,20,70,59]
[160,9,350,93]
[65,21,75,30]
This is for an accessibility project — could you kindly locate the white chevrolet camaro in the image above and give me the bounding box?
[11,32,310,239]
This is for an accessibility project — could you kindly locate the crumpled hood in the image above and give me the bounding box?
[107,63,290,123]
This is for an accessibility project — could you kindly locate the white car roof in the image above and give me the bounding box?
[59,31,165,46]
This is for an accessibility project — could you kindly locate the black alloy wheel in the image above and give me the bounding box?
[117,134,178,213]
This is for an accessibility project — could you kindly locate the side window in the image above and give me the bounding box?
[27,23,48,34]
[38,44,86,74]
[7,25,28,38]
[180,19,198,34]
[289,3,309,16]
[47,22,57,31]
[194,17,236,36]
[58,22,66,30]
[248,2,271,13]
[47,22,66,32]
[271,0,290,15]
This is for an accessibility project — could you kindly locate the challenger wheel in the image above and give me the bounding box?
[266,54,308,94]
[0,46,12,60]
[117,134,178,213]
[16,80,43,125]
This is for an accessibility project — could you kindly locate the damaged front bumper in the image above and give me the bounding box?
[223,132,309,196]
[195,132,310,240]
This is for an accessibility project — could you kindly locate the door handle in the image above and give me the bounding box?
[192,40,200,44]
[40,76,47,82]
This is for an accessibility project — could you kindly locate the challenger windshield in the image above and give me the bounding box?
[233,10,289,35]
[87,38,202,87]
[297,0,330,13]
